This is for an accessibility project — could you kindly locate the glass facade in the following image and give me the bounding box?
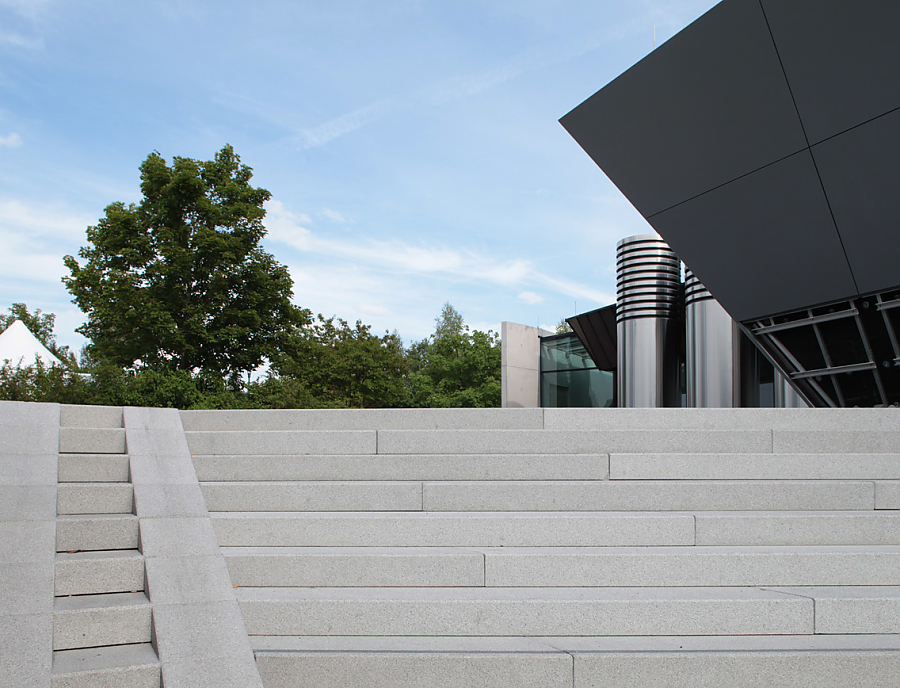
[540,333,614,408]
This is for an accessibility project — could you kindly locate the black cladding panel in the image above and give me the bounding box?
[559,0,807,218]
[762,0,900,145]
[648,150,857,322]
[813,109,900,295]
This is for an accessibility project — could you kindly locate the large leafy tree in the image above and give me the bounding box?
[63,145,307,377]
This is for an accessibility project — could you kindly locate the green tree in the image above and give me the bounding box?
[271,315,409,408]
[555,318,573,334]
[407,304,501,407]
[63,145,308,377]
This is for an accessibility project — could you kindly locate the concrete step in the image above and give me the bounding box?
[59,427,126,454]
[237,586,813,636]
[186,430,376,456]
[696,511,900,545]
[57,514,139,552]
[53,592,152,650]
[60,404,124,429]
[223,546,900,588]
[58,453,130,482]
[52,643,160,688]
[611,453,900,480]
[251,635,900,688]
[181,407,544,431]
[200,481,422,512]
[211,512,696,547]
[192,453,608,482]
[57,482,133,515]
[420,480,875,512]
[55,550,144,596]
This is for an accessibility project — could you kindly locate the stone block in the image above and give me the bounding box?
[211,512,695,548]
[55,550,144,596]
[53,592,151,650]
[58,454,130,483]
[144,555,236,605]
[180,408,543,432]
[60,405,123,429]
[185,430,376,456]
[773,586,900,634]
[0,520,56,563]
[56,515,139,552]
[51,643,159,688]
[224,547,484,587]
[57,483,133,515]
[876,481,900,509]
[132,484,208,518]
[256,649,573,688]
[376,429,771,455]
[200,481,422,512]
[482,546,900,587]
[128,452,198,486]
[610,452,900,480]
[138,517,220,558]
[59,428,126,454]
[422,480,873,512]
[151,600,262,687]
[0,485,56,521]
[0,400,60,455]
[191,452,608,482]
[0,612,52,688]
[1,452,58,485]
[774,430,900,453]
[0,563,54,614]
[236,586,812,636]
[695,512,900,546]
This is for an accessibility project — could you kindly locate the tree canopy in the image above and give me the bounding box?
[63,145,307,377]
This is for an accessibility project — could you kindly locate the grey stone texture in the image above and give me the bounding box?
[376,429,772,454]
[771,586,900,634]
[57,483,133,515]
[58,427,126,454]
[1,612,53,688]
[224,547,485,587]
[774,430,900,454]
[185,429,376,455]
[55,515,139,552]
[51,644,160,688]
[695,512,900,546]
[54,551,145,596]
[201,481,423,512]
[52,593,152,650]
[57,454,130,483]
[876,481,900,509]
[611,452,900,480]
[144,556,237,605]
[0,485,57,521]
[422,480,874,512]
[237,586,813,636]
[191,452,608,482]
[137,517,220,557]
[131,483,208,518]
[59,405,123,429]
[0,400,60,454]
[211,512,696,548]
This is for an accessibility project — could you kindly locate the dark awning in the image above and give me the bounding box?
[566,304,617,371]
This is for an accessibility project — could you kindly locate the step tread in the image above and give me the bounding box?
[54,591,150,611]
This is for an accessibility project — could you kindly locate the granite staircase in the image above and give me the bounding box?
[181,407,900,688]
[53,405,159,688]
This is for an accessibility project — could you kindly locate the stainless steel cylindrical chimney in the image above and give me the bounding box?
[616,234,680,407]
[684,267,738,407]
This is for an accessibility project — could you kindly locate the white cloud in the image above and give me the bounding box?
[357,303,391,317]
[0,132,22,148]
[518,291,544,305]
[320,208,345,223]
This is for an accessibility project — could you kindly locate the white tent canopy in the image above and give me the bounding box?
[0,319,64,368]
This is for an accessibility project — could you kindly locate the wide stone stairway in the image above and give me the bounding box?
[2,402,900,687]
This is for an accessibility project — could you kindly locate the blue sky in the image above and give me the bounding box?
[0,0,718,353]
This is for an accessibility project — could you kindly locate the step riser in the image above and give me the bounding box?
[60,405,124,429]
[696,513,900,546]
[224,549,900,588]
[55,555,145,596]
[51,643,160,688]
[58,455,130,483]
[239,596,812,636]
[56,516,139,552]
[59,427,126,454]
[211,514,696,547]
[192,454,608,482]
[53,604,152,650]
[57,484,133,515]
[201,482,422,512]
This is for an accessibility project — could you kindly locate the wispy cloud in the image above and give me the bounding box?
[0,0,52,20]
[0,30,42,49]
[518,291,544,305]
[0,132,22,148]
